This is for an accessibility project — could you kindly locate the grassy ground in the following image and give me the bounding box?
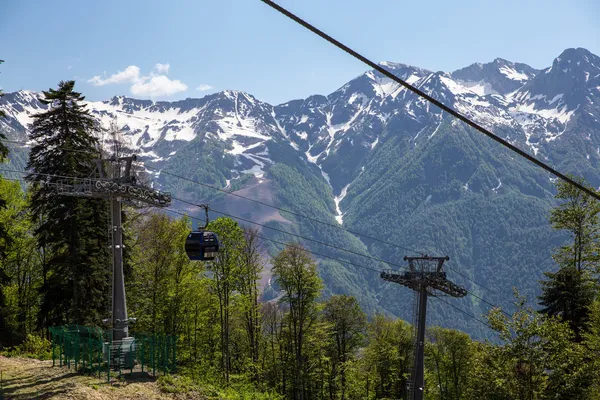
[0,356,204,399]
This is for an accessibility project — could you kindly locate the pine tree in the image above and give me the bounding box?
[26,80,110,328]
[539,178,600,338]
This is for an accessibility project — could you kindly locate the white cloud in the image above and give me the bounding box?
[131,75,188,97]
[88,65,142,86]
[87,63,188,98]
[196,84,214,91]
[154,63,170,74]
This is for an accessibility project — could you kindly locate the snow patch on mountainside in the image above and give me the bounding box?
[334,183,350,225]
[499,66,530,81]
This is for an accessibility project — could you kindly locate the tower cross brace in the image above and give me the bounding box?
[381,255,467,400]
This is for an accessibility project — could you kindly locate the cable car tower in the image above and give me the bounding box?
[56,152,171,343]
[381,256,467,400]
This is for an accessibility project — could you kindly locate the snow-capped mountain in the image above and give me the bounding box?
[3,48,597,192]
[2,47,599,339]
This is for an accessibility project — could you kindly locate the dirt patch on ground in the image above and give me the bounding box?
[0,356,197,400]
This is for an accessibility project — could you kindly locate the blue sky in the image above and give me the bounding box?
[2,0,599,105]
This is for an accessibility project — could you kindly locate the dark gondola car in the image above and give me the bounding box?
[185,231,220,261]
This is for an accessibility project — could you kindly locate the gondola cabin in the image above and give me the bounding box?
[185,231,220,261]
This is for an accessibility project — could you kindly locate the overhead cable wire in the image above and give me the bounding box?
[159,168,521,313]
[169,194,514,318]
[4,171,496,331]
[433,295,495,330]
[0,167,103,182]
[170,194,411,272]
[164,205,384,274]
[0,139,425,255]
[258,0,600,203]
[0,168,516,318]
[145,165,425,255]
[0,140,531,311]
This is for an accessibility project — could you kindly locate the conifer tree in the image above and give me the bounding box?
[26,80,110,328]
[539,178,599,338]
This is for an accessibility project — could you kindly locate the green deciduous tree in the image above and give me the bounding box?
[236,227,264,383]
[26,80,109,328]
[1,183,41,346]
[272,243,323,400]
[472,291,586,400]
[362,314,413,400]
[323,294,366,400]
[539,178,600,338]
[582,300,600,397]
[206,217,245,384]
[425,326,472,400]
[127,212,193,335]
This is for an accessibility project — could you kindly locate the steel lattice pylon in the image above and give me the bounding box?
[56,154,171,342]
[381,256,467,400]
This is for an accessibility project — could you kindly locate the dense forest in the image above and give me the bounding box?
[2,77,600,398]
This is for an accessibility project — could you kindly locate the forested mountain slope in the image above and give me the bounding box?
[2,47,599,339]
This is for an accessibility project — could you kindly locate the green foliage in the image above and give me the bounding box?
[472,291,587,400]
[4,333,52,360]
[538,266,596,339]
[272,243,324,399]
[548,177,600,273]
[0,180,40,346]
[26,80,110,328]
[268,162,381,316]
[206,216,246,383]
[582,300,600,396]
[127,212,194,335]
[343,120,562,339]
[159,137,237,201]
[157,374,198,394]
[425,326,473,400]
[361,314,413,399]
[323,294,366,400]
[539,178,600,338]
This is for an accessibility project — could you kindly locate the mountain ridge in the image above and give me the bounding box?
[2,47,599,339]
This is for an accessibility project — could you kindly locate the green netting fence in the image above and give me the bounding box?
[49,325,177,382]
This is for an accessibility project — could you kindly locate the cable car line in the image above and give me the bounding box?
[164,205,385,274]
[258,0,600,203]
[0,172,511,323]
[143,165,426,256]
[169,196,513,318]
[159,173,520,312]
[0,147,525,313]
[433,295,495,330]
[170,194,412,272]
[0,167,518,316]
[170,204,499,328]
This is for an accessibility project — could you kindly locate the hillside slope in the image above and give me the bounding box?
[2,48,599,339]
